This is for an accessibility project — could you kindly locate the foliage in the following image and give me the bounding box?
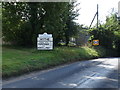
[89,13,120,55]
[2,2,30,45]
[64,2,80,46]
[2,2,79,46]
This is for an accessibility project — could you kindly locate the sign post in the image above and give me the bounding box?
[37,33,53,50]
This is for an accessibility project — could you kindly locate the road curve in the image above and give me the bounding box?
[2,58,119,88]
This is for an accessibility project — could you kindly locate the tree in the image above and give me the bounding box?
[104,14,119,49]
[2,2,80,46]
[2,2,26,45]
[89,13,120,53]
[64,2,79,46]
[41,2,69,46]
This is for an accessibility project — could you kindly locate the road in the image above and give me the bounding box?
[2,58,119,88]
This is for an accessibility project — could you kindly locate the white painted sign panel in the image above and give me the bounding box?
[37,33,53,50]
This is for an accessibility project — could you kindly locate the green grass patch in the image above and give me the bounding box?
[2,46,107,78]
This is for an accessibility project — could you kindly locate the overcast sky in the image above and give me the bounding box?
[75,0,120,27]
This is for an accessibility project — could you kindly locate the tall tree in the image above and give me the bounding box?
[2,2,26,45]
[64,1,79,46]
[2,2,80,46]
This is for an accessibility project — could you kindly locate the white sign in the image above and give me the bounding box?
[37,33,53,50]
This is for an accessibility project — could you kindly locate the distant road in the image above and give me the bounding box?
[2,58,119,88]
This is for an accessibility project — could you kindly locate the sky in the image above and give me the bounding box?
[75,0,120,27]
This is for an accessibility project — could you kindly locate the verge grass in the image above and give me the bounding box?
[2,46,105,78]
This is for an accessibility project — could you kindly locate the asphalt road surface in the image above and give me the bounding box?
[2,58,119,88]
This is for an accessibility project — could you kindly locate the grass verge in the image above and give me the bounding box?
[2,45,111,78]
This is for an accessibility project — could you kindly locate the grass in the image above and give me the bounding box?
[2,45,106,78]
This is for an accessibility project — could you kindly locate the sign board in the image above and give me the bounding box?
[37,33,53,50]
[92,40,99,46]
